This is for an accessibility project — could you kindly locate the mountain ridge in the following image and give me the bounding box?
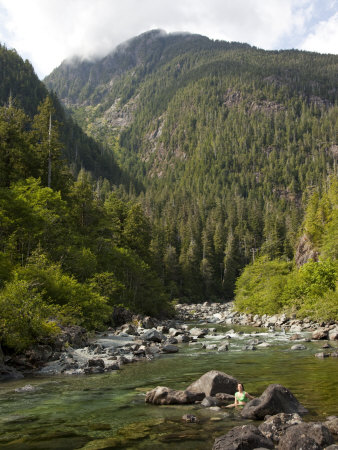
[44,31,338,299]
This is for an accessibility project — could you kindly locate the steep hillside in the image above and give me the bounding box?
[0,44,122,182]
[45,31,338,300]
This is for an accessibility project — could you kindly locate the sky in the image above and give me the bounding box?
[0,0,337,79]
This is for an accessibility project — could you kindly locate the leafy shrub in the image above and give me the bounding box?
[0,280,59,351]
[234,256,293,315]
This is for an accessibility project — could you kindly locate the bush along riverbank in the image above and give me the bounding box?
[1,301,337,382]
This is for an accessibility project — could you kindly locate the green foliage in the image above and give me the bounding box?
[14,252,111,330]
[235,257,293,315]
[0,279,60,351]
[282,260,337,319]
[235,182,338,321]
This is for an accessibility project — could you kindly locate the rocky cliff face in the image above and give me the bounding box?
[295,234,319,267]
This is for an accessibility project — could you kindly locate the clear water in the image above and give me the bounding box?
[0,325,337,449]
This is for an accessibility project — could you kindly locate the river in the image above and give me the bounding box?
[1,324,337,449]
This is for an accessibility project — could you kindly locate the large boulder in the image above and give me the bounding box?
[213,424,274,450]
[186,370,238,397]
[141,329,164,343]
[258,413,303,442]
[241,384,308,420]
[145,386,204,405]
[278,422,334,450]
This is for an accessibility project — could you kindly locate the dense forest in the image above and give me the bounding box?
[46,30,338,301]
[0,32,337,354]
[0,44,123,182]
[0,93,172,353]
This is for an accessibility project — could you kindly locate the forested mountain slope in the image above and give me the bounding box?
[46,30,338,301]
[0,44,122,182]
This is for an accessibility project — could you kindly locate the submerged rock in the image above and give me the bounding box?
[201,396,222,407]
[145,386,204,405]
[161,344,179,353]
[14,384,39,393]
[291,344,306,350]
[182,414,199,423]
[241,384,308,420]
[213,424,274,450]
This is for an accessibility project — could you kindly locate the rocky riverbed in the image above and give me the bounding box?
[144,369,338,449]
[1,301,337,382]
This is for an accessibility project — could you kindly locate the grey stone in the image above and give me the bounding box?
[291,344,306,350]
[187,370,238,396]
[213,424,274,450]
[201,396,221,407]
[206,344,218,350]
[241,384,308,420]
[258,413,303,442]
[189,327,208,338]
[278,422,333,450]
[324,416,338,435]
[218,343,229,351]
[145,386,205,405]
[312,329,329,340]
[141,329,164,343]
[161,344,179,353]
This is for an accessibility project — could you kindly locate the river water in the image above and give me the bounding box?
[0,325,337,449]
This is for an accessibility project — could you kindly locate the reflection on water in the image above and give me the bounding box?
[0,325,337,449]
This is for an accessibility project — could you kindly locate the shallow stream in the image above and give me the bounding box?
[1,325,337,449]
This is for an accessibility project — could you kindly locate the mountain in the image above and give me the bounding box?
[45,30,338,300]
[0,43,122,183]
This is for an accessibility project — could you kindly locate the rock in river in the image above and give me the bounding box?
[145,386,204,405]
[186,370,238,396]
[161,344,179,353]
[213,424,274,450]
[141,329,164,343]
[258,413,303,442]
[278,422,333,450]
[241,384,308,420]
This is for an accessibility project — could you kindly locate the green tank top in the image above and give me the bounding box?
[235,391,248,402]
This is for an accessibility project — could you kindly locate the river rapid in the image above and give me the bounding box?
[1,323,337,449]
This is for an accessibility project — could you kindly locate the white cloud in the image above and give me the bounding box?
[300,12,338,54]
[0,0,336,79]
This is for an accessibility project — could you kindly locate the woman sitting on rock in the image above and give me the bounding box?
[226,383,255,407]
